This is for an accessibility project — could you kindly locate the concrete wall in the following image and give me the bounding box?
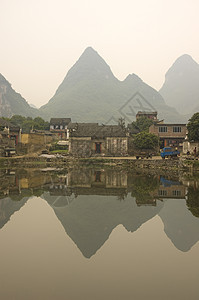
[149,124,186,138]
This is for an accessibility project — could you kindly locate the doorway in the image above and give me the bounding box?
[95,142,101,154]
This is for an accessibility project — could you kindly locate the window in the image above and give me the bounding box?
[172,190,181,196]
[158,190,167,196]
[173,126,181,132]
[159,126,167,133]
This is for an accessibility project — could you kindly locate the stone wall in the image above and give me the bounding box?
[106,137,128,156]
[91,139,106,155]
[69,137,128,157]
[69,137,92,157]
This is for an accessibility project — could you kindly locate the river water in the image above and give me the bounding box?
[0,167,199,300]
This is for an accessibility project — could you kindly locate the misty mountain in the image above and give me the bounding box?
[40,47,185,123]
[159,54,199,116]
[0,197,29,230]
[159,199,199,252]
[29,103,38,109]
[43,192,163,258]
[0,73,41,118]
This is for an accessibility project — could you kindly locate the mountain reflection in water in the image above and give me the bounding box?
[0,167,199,257]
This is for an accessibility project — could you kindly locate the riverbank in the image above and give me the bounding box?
[1,154,198,175]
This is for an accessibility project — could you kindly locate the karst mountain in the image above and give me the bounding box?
[2,48,197,123]
[0,73,40,118]
[40,47,185,123]
[159,54,199,116]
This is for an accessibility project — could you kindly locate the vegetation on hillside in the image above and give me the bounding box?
[187,112,199,141]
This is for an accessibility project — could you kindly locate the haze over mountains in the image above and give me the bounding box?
[0,73,39,118]
[159,54,199,117]
[1,48,199,123]
[40,47,185,123]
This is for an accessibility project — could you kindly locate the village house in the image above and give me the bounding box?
[149,123,187,149]
[0,118,21,145]
[154,177,187,200]
[136,111,159,121]
[19,131,54,154]
[50,118,71,139]
[68,123,128,157]
[0,118,21,156]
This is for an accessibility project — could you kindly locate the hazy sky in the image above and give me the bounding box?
[1,0,199,108]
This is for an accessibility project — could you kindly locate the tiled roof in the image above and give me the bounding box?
[69,123,127,138]
[50,118,71,126]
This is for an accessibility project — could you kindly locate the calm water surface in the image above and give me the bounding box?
[0,168,199,300]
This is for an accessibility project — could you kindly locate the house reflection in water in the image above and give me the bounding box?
[155,177,187,199]
[0,168,189,205]
[63,168,128,199]
[1,168,199,257]
[0,170,20,199]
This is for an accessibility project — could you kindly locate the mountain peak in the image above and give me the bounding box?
[159,54,199,115]
[167,54,198,74]
[175,54,195,63]
[82,46,97,55]
[40,48,185,123]
[124,73,142,83]
[76,47,110,70]
[54,47,117,95]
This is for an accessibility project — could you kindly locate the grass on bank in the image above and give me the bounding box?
[50,150,69,154]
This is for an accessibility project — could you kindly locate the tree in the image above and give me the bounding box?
[186,186,199,218]
[33,117,49,130]
[9,115,50,133]
[133,131,159,149]
[130,116,153,134]
[118,117,126,130]
[187,112,199,141]
[10,115,26,127]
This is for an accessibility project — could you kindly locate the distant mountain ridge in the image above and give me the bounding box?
[2,49,197,123]
[159,54,199,116]
[40,47,185,123]
[0,73,40,118]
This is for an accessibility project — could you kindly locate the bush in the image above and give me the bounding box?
[133,132,159,149]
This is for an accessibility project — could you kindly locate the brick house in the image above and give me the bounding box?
[149,123,187,149]
[68,123,128,157]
